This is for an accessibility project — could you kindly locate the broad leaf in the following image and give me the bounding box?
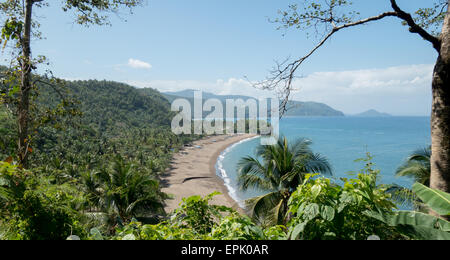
[321,205,335,221]
[303,203,320,221]
[398,225,450,240]
[291,222,307,240]
[413,183,450,216]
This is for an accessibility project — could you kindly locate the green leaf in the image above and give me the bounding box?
[303,203,320,221]
[122,234,136,240]
[311,184,322,199]
[89,228,104,240]
[399,225,450,240]
[291,222,307,240]
[370,210,449,230]
[321,205,335,221]
[412,183,450,216]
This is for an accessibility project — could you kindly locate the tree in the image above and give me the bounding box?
[0,0,143,166]
[255,1,450,204]
[396,146,432,186]
[386,147,431,210]
[89,156,167,225]
[237,137,332,226]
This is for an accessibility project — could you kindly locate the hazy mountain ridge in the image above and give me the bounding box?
[351,109,392,117]
[161,89,345,117]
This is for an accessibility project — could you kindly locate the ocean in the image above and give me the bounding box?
[215,116,431,207]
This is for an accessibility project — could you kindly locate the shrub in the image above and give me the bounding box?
[286,156,401,240]
[0,161,87,240]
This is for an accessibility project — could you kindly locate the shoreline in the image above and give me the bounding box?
[161,134,257,214]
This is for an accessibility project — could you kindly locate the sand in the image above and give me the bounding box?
[161,134,257,213]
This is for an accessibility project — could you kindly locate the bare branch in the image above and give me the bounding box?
[255,11,397,116]
[256,0,445,117]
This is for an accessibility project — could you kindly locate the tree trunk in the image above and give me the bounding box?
[430,3,450,218]
[17,0,34,167]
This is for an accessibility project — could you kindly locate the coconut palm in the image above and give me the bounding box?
[94,156,168,224]
[396,147,431,186]
[237,137,332,226]
[387,146,431,210]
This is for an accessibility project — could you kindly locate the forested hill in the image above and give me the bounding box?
[1,68,198,173]
[38,79,173,131]
[0,65,173,132]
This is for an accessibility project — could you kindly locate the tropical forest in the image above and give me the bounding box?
[0,0,450,243]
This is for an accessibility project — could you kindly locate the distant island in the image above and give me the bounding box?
[160,89,345,117]
[351,109,392,117]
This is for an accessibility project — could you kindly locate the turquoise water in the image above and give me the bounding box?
[216,116,431,207]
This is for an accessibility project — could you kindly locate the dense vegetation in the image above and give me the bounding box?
[0,68,449,240]
[237,137,332,226]
[0,75,200,239]
[86,158,450,240]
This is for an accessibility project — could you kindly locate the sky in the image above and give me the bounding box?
[2,0,441,116]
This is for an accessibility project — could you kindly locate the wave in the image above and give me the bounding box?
[215,135,261,208]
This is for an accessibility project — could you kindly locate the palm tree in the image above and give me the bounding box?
[237,137,332,226]
[387,146,431,210]
[93,156,167,224]
[396,147,431,186]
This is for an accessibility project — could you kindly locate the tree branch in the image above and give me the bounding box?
[390,0,441,52]
[255,11,398,116]
[256,1,445,117]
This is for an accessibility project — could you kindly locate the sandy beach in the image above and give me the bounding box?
[161,134,257,213]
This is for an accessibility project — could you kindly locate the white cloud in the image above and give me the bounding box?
[127,58,152,70]
[125,64,433,116]
[289,64,433,116]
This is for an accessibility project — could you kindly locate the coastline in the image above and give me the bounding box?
[161,134,257,214]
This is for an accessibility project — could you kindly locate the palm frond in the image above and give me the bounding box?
[245,191,284,226]
[303,153,333,176]
[237,156,274,191]
[395,146,430,186]
[385,184,421,210]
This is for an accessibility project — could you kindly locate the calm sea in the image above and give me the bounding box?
[216,116,431,207]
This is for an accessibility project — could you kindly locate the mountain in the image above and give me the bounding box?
[38,79,173,131]
[352,109,392,117]
[284,101,345,117]
[0,70,199,172]
[0,65,174,132]
[159,90,344,117]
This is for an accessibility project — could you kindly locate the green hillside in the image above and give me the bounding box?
[39,80,173,131]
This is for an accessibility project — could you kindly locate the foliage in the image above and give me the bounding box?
[0,161,87,240]
[170,192,233,235]
[365,183,450,240]
[0,106,16,159]
[237,136,332,226]
[286,155,399,240]
[410,0,448,36]
[106,193,287,241]
[0,0,145,165]
[396,147,431,186]
[412,183,450,216]
[0,74,201,237]
[386,147,431,210]
[85,156,168,226]
[273,0,359,36]
[61,0,144,26]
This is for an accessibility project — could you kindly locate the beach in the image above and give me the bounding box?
[161,134,256,213]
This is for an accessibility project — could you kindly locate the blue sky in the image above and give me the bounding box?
[2,0,441,115]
